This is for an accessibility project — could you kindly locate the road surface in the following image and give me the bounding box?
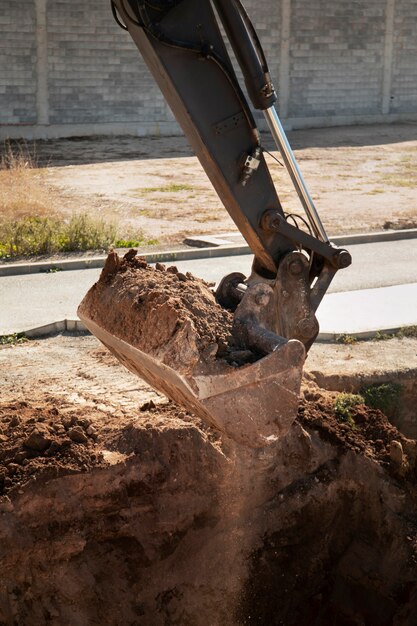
[1,239,416,336]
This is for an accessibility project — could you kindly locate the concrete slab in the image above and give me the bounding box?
[316,283,417,336]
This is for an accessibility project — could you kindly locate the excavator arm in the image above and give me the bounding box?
[78,0,351,447]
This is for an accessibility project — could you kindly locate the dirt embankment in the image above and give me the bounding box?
[0,384,417,625]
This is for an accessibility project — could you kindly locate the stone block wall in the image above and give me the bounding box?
[288,0,386,117]
[0,0,416,138]
[391,0,417,113]
[0,1,37,124]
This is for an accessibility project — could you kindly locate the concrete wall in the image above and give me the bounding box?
[0,1,37,125]
[1,0,417,139]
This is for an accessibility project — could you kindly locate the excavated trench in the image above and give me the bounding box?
[1,396,417,625]
[1,253,417,625]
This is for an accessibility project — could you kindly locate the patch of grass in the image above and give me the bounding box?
[0,213,152,259]
[374,330,393,341]
[0,139,37,170]
[366,188,385,195]
[0,333,28,346]
[133,183,195,194]
[114,237,158,248]
[334,393,363,427]
[360,382,402,415]
[0,141,53,221]
[40,267,62,274]
[336,333,357,345]
[397,325,417,339]
[379,155,417,189]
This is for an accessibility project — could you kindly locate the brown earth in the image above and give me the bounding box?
[0,332,417,624]
[4,123,417,248]
[79,250,261,370]
[80,251,234,362]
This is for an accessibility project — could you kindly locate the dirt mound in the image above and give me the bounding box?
[0,368,416,626]
[300,390,417,478]
[0,389,416,625]
[0,400,105,497]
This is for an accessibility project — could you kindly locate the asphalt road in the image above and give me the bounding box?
[1,238,417,335]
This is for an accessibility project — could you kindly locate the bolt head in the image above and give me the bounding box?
[289,259,304,276]
[336,250,352,269]
[297,317,318,338]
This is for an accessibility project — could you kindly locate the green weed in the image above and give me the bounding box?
[361,382,402,415]
[397,325,417,339]
[374,330,393,341]
[336,334,357,345]
[334,393,363,427]
[0,213,151,259]
[0,333,28,346]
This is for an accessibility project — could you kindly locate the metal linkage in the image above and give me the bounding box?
[263,106,329,244]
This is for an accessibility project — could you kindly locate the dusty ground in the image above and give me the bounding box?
[9,123,417,246]
[1,333,417,624]
[1,334,415,437]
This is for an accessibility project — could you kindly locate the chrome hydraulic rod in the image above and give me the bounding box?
[263,106,329,244]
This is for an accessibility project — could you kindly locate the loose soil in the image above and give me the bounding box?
[0,335,417,624]
[79,250,260,371]
[2,123,416,251]
[81,251,233,359]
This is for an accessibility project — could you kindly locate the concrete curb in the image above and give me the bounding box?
[1,321,413,343]
[0,245,251,277]
[15,319,87,339]
[1,228,416,278]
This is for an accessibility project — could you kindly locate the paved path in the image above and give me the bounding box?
[1,239,416,336]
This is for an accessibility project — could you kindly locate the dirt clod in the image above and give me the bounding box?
[23,426,52,452]
[68,426,88,444]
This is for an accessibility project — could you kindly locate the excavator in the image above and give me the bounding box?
[78,0,351,448]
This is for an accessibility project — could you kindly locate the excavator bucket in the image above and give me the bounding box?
[78,252,306,448]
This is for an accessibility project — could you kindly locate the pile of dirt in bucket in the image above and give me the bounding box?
[78,250,259,369]
[0,385,416,625]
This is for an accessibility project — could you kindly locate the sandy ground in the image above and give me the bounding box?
[20,123,417,245]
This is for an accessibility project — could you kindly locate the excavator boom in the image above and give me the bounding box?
[78,0,351,447]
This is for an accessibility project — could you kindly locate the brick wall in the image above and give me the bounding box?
[391,0,417,113]
[0,0,416,137]
[288,0,386,117]
[0,1,37,124]
[46,0,164,125]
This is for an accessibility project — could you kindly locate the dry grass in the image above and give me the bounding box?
[0,141,155,259]
[379,153,417,189]
[0,140,54,220]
